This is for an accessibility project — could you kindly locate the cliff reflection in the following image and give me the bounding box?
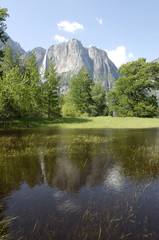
[52,157,80,192]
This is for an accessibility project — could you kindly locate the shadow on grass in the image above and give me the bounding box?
[0,117,92,129]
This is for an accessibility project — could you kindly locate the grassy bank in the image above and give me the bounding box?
[0,117,159,129]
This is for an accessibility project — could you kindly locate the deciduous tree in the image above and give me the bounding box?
[108,58,159,117]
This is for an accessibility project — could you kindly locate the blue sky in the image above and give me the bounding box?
[1,0,159,67]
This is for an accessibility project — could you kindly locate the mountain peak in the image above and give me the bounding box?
[70,38,81,43]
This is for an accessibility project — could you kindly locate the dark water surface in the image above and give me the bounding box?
[0,128,159,240]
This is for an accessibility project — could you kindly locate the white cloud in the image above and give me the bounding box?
[96,17,103,25]
[105,46,134,68]
[57,21,84,33]
[54,35,69,43]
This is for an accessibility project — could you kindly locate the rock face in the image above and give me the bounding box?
[88,46,119,91]
[0,34,25,55]
[36,39,119,93]
[24,47,46,72]
[1,36,119,93]
[153,58,159,63]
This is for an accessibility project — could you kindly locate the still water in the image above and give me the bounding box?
[0,128,159,240]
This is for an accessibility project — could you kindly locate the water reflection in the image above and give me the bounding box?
[105,164,125,190]
[39,151,47,184]
[0,128,159,239]
[53,157,81,192]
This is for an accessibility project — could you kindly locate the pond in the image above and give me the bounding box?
[0,128,159,240]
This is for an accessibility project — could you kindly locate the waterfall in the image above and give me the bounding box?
[40,50,48,78]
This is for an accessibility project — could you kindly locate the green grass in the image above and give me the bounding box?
[0,116,159,129]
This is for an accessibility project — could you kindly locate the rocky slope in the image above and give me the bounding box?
[0,34,25,55]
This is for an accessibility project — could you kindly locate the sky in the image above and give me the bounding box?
[1,0,159,68]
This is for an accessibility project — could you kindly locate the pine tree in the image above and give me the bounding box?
[0,44,15,76]
[0,66,23,119]
[43,59,61,117]
[22,53,41,116]
[0,8,9,76]
[69,68,94,115]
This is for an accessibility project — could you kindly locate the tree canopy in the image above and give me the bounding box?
[108,58,159,117]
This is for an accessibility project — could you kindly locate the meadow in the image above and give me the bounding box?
[1,116,159,129]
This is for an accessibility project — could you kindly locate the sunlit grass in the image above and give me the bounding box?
[0,116,159,129]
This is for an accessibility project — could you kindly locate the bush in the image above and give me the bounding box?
[61,102,81,117]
